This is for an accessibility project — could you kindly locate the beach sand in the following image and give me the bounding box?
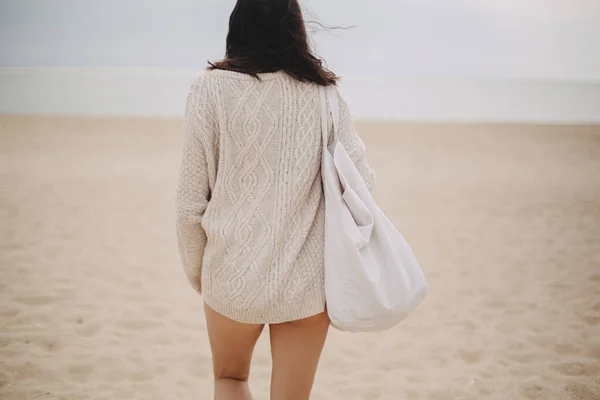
[1,116,599,399]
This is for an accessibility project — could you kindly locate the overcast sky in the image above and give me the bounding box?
[1,0,599,80]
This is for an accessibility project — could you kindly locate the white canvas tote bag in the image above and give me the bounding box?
[319,85,428,332]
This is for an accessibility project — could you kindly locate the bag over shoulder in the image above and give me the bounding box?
[319,85,428,332]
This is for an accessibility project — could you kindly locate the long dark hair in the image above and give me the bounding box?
[208,0,338,86]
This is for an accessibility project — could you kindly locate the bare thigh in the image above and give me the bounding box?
[204,303,264,382]
[269,312,330,400]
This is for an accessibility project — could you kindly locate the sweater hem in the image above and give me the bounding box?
[203,294,326,325]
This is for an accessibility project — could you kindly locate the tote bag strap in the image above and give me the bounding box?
[319,85,340,149]
[327,86,340,138]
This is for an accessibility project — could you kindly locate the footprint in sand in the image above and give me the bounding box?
[75,322,102,337]
[564,381,600,400]
[0,304,20,317]
[102,368,129,382]
[550,361,600,377]
[508,351,543,364]
[588,345,600,360]
[477,369,496,379]
[531,334,557,350]
[483,297,508,310]
[554,342,579,356]
[68,363,95,380]
[457,348,485,364]
[522,384,543,399]
[116,319,162,330]
[521,383,559,400]
[582,314,600,326]
[459,319,477,330]
[0,389,71,400]
[406,374,425,383]
[28,337,63,353]
[550,281,569,290]
[13,296,58,306]
[128,369,154,382]
[504,307,527,317]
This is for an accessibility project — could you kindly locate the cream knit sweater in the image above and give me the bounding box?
[176,69,374,324]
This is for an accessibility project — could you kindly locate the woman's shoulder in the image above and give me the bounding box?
[189,70,215,89]
[186,70,223,103]
[187,69,257,95]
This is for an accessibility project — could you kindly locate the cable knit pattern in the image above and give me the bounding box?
[176,69,374,324]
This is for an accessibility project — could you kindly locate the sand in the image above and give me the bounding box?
[1,116,599,400]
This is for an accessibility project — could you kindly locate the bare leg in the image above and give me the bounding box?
[204,303,264,400]
[269,312,330,400]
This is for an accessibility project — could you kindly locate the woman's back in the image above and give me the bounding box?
[176,68,374,324]
[174,1,376,397]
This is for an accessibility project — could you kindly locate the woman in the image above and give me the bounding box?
[175,0,374,398]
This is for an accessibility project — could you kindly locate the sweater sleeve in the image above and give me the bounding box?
[176,75,213,294]
[335,88,375,191]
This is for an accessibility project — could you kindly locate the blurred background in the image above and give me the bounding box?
[1,1,599,399]
[2,0,600,120]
